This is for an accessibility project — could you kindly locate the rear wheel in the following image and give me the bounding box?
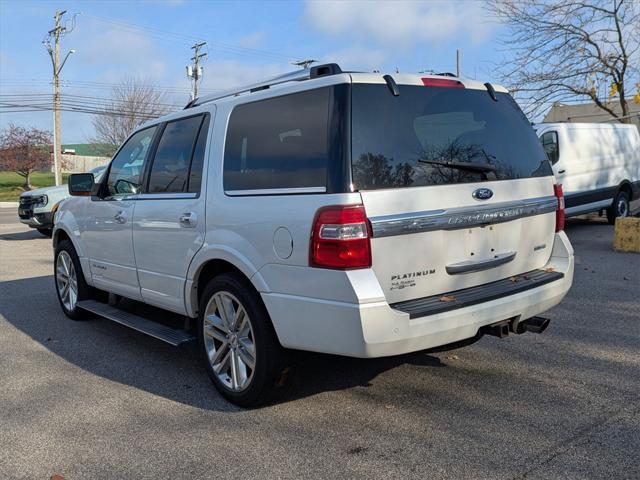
[198,273,293,407]
[37,228,53,237]
[54,240,90,320]
[607,191,630,225]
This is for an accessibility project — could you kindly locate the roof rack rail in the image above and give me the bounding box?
[185,62,343,109]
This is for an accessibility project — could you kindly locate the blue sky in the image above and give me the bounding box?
[0,0,503,143]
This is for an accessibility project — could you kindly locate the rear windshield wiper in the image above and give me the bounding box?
[417,159,496,173]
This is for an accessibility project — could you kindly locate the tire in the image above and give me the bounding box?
[37,228,53,237]
[606,191,630,225]
[54,239,90,320]
[198,272,293,407]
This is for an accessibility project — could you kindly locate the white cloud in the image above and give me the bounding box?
[199,60,289,92]
[237,31,267,49]
[318,45,388,71]
[304,0,492,46]
[78,28,155,68]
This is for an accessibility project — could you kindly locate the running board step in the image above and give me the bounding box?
[77,299,196,347]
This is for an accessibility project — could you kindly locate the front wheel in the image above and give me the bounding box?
[198,273,293,407]
[607,191,630,225]
[54,240,90,320]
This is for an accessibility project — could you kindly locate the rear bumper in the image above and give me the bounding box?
[261,232,574,358]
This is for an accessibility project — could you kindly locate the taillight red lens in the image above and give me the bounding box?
[310,205,372,269]
[554,184,565,232]
[421,78,465,88]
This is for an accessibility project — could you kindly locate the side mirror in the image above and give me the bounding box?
[68,173,95,196]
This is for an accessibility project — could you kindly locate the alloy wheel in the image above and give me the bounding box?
[203,291,256,392]
[617,198,629,217]
[56,250,78,311]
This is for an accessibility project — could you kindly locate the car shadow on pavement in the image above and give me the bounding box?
[0,229,46,241]
[0,274,447,412]
[3,271,640,478]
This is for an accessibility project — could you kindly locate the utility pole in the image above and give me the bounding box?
[43,10,76,186]
[456,49,461,78]
[187,42,207,101]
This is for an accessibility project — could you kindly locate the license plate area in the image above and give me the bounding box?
[463,224,500,261]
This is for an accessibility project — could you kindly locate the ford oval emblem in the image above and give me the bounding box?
[472,188,493,200]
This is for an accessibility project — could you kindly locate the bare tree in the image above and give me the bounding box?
[91,78,173,153]
[0,124,53,190]
[489,0,640,121]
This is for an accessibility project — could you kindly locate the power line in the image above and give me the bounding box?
[0,101,166,120]
[82,13,297,63]
[0,92,181,108]
[0,78,222,96]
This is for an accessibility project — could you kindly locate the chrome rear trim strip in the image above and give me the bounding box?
[369,196,557,238]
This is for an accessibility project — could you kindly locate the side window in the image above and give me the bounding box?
[147,116,204,194]
[187,114,210,194]
[541,131,559,165]
[223,87,331,192]
[106,126,157,197]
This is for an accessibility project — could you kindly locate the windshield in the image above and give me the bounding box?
[351,84,552,190]
[89,165,107,181]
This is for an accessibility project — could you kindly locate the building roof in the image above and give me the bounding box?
[543,101,640,127]
[61,143,113,156]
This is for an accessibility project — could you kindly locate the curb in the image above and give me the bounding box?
[0,202,18,208]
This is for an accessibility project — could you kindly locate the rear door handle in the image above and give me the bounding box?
[114,210,127,224]
[179,212,197,228]
[446,251,517,275]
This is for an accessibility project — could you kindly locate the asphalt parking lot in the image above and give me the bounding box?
[0,208,639,480]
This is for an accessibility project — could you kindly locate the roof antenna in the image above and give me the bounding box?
[292,59,317,69]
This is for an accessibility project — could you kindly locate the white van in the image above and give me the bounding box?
[534,123,640,222]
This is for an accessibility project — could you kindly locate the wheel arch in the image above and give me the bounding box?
[185,248,269,319]
[53,225,84,258]
[617,180,633,199]
[52,227,71,249]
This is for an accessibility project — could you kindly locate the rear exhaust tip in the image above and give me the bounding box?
[516,316,550,334]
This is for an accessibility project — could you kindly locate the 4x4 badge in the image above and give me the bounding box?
[472,188,493,200]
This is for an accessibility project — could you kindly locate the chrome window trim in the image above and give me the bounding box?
[136,192,199,200]
[369,196,558,238]
[225,186,326,196]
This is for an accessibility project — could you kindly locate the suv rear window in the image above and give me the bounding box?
[351,84,552,190]
[223,87,332,192]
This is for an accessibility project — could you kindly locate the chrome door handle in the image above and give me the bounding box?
[114,210,127,224]
[179,212,197,227]
[446,251,517,275]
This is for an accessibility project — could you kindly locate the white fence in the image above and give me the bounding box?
[59,154,110,173]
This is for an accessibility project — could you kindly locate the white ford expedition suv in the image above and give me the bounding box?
[53,64,574,406]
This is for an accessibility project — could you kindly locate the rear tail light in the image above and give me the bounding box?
[310,205,372,269]
[554,184,565,232]
[421,78,465,89]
